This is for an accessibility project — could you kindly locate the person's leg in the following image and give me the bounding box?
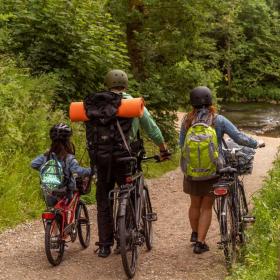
[193,195,215,254]
[197,195,215,243]
[189,195,203,233]
[96,167,115,257]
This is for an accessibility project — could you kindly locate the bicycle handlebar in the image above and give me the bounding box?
[257,141,265,148]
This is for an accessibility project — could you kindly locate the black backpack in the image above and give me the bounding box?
[84,91,133,172]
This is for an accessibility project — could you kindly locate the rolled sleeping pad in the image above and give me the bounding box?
[69,97,145,122]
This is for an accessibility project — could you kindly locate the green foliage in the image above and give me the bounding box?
[226,156,280,280]
[0,57,62,230]
[108,0,223,146]
[0,0,128,103]
[109,0,280,106]
[0,58,97,231]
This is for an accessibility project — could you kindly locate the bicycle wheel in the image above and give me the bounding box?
[142,187,153,250]
[237,181,248,245]
[218,196,237,269]
[77,201,90,248]
[45,218,64,266]
[118,197,138,278]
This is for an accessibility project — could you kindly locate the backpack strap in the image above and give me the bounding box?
[116,119,132,157]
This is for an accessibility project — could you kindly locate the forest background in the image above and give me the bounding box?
[0,0,280,278]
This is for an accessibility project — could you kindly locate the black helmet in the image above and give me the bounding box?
[190,86,212,107]
[50,123,72,141]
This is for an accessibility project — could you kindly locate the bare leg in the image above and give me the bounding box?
[197,196,215,243]
[189,195,203,232]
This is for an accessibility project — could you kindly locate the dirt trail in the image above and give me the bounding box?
[0,135,278,280]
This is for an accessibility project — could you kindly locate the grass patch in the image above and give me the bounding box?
[226,156,280,280]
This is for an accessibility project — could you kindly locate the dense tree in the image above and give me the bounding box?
[108,0,280,105]
[0,0,128,103]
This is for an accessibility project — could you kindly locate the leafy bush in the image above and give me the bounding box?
[0,57,62,229]
[0,0,128,104]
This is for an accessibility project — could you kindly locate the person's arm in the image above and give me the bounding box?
[69,157,91,177]
[179,115,187,148]
[139,107,169,158]
[139,107,165,146]
[218,115,258,148]
[30,154,45,170]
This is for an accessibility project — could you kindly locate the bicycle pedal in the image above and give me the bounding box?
[144,213,157,222]
[242,216,256,223]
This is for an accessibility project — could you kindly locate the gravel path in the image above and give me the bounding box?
[0,135,278,280]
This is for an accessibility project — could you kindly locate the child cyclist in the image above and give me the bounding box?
[31,123,91,206]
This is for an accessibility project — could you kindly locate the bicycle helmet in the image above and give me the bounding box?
[190,86,212,107]
[50,123,72,141]
[104,69,128,90]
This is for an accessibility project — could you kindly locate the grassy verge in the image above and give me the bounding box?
[226,155,280,280]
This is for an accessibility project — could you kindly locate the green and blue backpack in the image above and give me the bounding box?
[180,114,219,181]
[39,155,65,194]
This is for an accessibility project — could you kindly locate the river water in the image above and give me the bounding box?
[221,103,280,137]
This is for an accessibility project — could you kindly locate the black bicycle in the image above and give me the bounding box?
[213,167,246,268]
[109,155,158,278]
[213,143,260,269]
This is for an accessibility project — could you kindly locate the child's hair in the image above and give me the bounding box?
[184,105,217,130]
[45,139,75,160]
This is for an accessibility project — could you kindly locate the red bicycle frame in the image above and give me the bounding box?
[42,192,80,240]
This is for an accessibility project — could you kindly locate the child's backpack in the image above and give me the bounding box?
[84,91,132,176]
[39,155,65,194]
[180,113,219,181]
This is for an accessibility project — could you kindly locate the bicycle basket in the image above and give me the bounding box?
[223,139,255,175]
[75,176,91,195]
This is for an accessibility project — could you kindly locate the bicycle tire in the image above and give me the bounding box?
[118,197,138,278]
[218,196,237,269]
[77,201,90,248]
[143,187,153,250]
[237,181,248,245]
[45,218,64,266]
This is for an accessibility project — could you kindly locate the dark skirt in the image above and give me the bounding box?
[183,176,218,197]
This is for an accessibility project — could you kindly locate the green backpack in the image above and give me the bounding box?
[40,156,65,194]
[181,116,219,181]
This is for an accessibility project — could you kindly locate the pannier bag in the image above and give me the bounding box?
[181,115,219,181]
[223,138,255,175]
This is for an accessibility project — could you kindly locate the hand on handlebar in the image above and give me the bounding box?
[159,149,171,161]
[257,139,265,148]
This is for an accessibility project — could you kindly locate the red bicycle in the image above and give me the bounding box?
[41,177,91,266]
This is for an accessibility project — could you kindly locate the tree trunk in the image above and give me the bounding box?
[126,0,146,81]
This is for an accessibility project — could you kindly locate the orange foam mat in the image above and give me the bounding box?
[69,97,144,122]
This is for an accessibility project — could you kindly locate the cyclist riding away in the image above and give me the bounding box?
[85,69,169,258]
[179,86,264,254]
[31,123,91,206]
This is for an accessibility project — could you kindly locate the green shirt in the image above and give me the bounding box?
[122,92,164,146]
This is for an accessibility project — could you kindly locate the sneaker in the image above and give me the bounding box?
[98,246,111,258]
[193,242,209,254]
[190,231,198,243]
